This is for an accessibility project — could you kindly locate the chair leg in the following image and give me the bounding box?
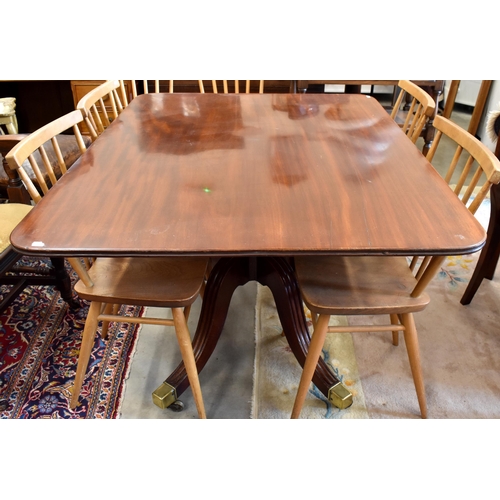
[401,313,427,419]
[172,307,206,419]
[100,303,114,340]
[291,314,330,419]
[100,303,120,340]
[310,311,318,329]
[70,301,101,409]
[183,304,192,322]
[390,313,400,346]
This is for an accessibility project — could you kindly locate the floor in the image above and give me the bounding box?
[120,101,478,419]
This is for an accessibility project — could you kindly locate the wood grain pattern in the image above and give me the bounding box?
[10,93,485,258]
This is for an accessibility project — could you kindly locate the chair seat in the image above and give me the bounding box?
[74,257,208,307]
[0,203,32,255]
[295,255,430,315]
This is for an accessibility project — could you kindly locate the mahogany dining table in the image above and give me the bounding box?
[10,92,486,412]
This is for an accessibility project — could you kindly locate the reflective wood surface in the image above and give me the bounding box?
[11,92,484,258]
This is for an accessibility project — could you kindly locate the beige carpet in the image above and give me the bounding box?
[253,200,500,419]
[252,284,369,419]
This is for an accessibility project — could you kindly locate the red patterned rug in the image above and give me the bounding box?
[0,260,142,418]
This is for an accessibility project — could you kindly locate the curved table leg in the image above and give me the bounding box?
[152,257,251,408]
[152,256,348,411]
[461,183,500,305]
[256,257,350,408]
[51,257,81,310]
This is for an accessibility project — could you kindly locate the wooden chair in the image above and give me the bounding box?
[128,80,265,98]
[76,80,126,141]
[6,110,208,418]
[291,114,500,419]
[199,80,265,94]
[390,80,435,144]
[130,80,205,97]
[1,133,92,202]
[1,111,89,315]
[71,257,207,416]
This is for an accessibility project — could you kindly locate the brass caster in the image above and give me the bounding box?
[152,382,177,409]
[169,400,184,412]
[328,382,353,409]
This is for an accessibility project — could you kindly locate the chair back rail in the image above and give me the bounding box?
[391,80,435,144]
[199,80,265,94]
[4,109,93,285]
[6,110,87,204]
[129,80,265,97]
[76,80,125,141]
[130,80,204,98]
[409,115,500,279]
[428,115,500,213]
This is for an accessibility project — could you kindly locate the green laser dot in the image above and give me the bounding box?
[203,188,211,193]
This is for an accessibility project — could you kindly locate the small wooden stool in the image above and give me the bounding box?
[0,97,18,134]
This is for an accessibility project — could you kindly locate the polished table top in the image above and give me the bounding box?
[11,93,485,258]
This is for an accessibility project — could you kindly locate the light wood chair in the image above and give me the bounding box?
[130,80,205,97]
[76,80,126,141]
[1,111,88,314]
[71,257,207,416]
[128,80,265,97]
[5,110,88,204]
[390,80,436,144]
[1,133,92,202]
[6,110,209,418]
[291,115,500,419]
[199,80,265,94]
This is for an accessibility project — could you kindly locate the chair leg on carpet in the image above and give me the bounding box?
[291,313,330,419]
[70,300,101,409]
[401,312,427,419]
